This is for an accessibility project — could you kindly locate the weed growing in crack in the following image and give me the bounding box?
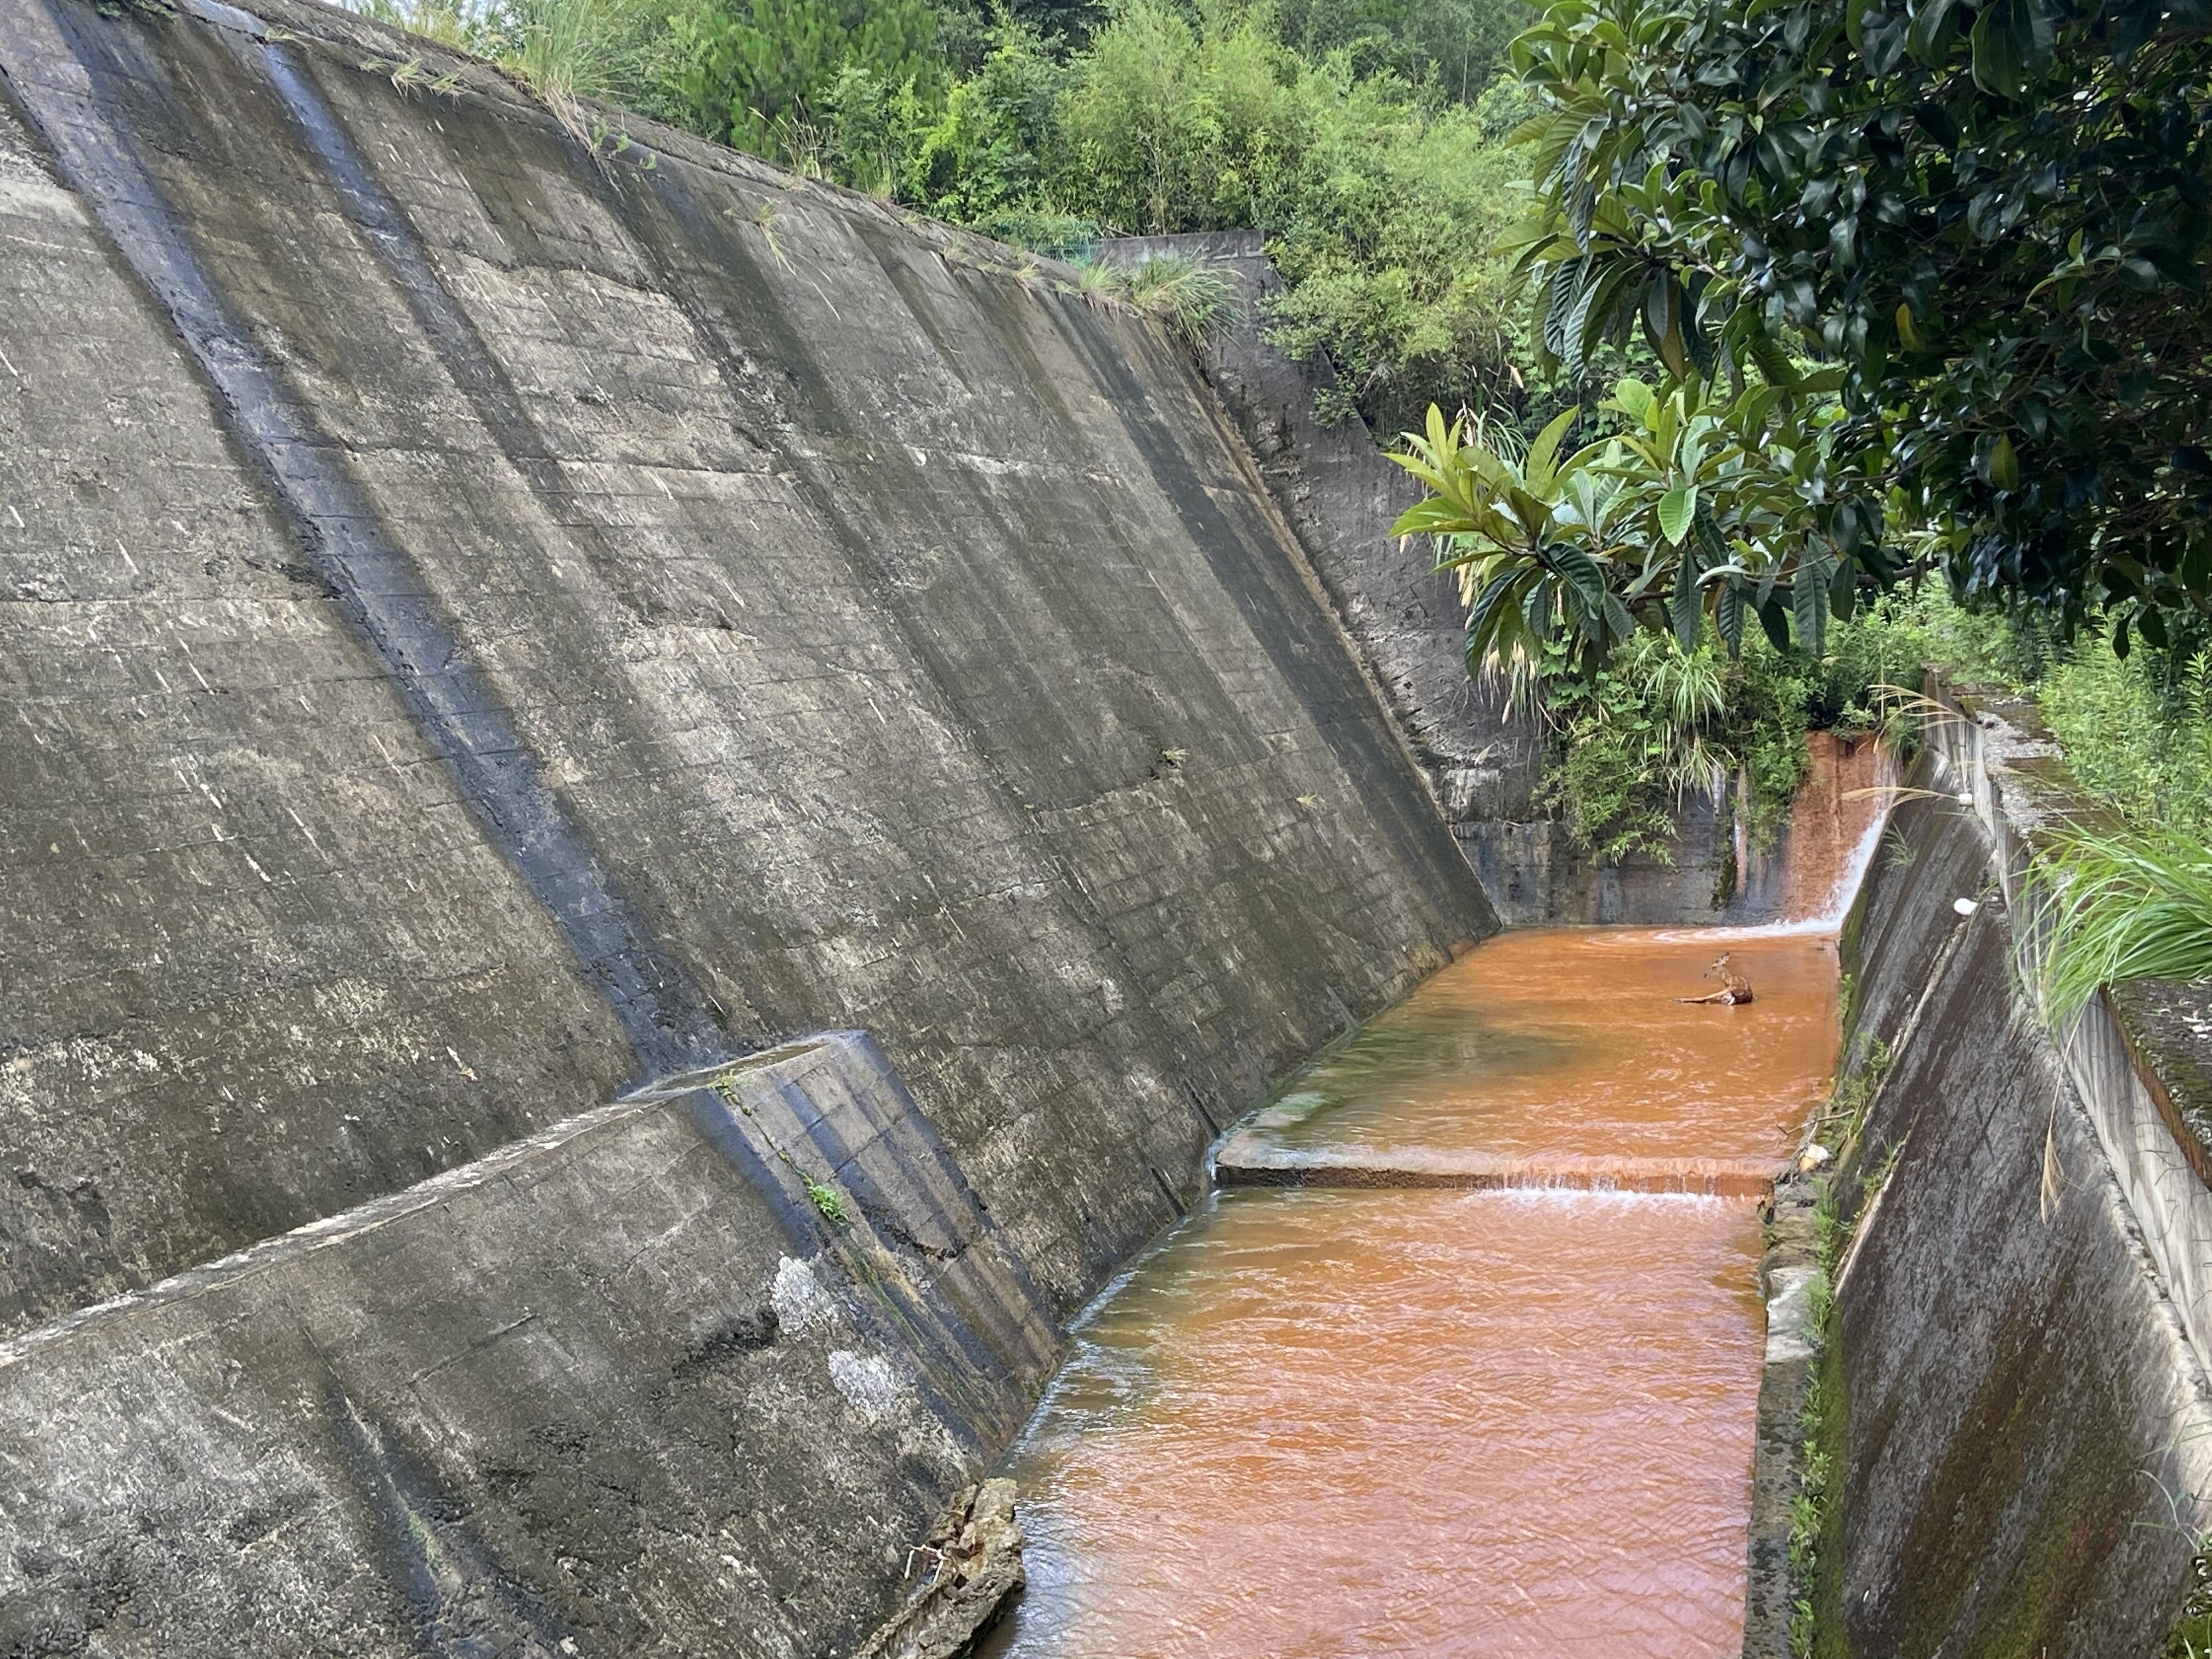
[804,1176,850,1227]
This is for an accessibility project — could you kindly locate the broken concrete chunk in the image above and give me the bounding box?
[853,1479,1026,1659]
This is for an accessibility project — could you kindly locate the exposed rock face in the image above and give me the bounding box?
[1099,233,1895,927]
[0,0,1493,1650]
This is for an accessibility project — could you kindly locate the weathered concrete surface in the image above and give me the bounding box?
[0,0,1490,1319]
[1097,232,1543,883]
[1785,706,2212,1658]
[1213,1133,1787,1196]
[1741,1173,1820,1658]
[851,1479,1025,1659]
[1100,232,1875,926]
[0,0,1496,1648]
[0,39,640,1336]
[0,1036,1053,1659]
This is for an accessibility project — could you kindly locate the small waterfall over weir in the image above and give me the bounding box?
[1736,732,1901,936]
[980,744,1893,1656]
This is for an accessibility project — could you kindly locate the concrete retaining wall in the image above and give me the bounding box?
[0,1,1494,1648]
[1775,688,2212,1657]
[0,1035,1059,1658]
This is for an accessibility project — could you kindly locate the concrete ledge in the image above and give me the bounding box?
[1742,1174,1821,1658]
[0,1033,1060,1658]
[1215,1134,1787,1197]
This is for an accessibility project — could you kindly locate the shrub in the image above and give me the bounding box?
[2043,639,2212,840]
[1541,631,1813,864]
[1272,0,1531,103]
[477,0,662,107]
[1055,1,1310,236]
[664,0,944,160]
[1259,92,1527,435]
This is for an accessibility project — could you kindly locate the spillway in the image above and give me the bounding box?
[985,929,1842,1656]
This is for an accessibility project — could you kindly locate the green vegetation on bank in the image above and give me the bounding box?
[1537,606,1918,866]
[343,0,1542,437]
[2018,627,2212,1023]
[1890,601,2212,1016]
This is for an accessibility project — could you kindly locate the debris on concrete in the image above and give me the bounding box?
[854,1480,1026,1659]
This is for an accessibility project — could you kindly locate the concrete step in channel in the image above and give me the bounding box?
[1214,1131,1788,1199]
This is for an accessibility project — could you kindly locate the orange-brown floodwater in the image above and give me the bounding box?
[1255,929,1839,1165]
[985,927,1840,1658]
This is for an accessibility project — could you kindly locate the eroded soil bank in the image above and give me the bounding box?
[985,928,1842,1657]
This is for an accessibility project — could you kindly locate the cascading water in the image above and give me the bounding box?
[978,752,1886,1657]
[1775,734,1899,930]
[1713,732,1900,938]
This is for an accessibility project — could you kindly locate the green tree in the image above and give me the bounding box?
[1389,375,1866,679]
[666,0,944,157]
[1272,0,1531,103]
[1056,0,1308,234]
[1505,0,2212,639]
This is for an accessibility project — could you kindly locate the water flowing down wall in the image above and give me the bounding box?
[0,3,1496,1650]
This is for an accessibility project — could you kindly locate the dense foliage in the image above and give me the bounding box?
[346,0,1539,436]
[1391,374,1870,675]
[1871,603,2212,1012]
[1540,592,1938,862]
[666,0,945,154]
[1500,0,2212,645]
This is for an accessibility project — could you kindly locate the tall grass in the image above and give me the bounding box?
[2041,641,2212,839]
[338,0,473,50]
[1068,253,1240,351]
[340,0,659,111]
[2031,825,2212,1019]
[482,0,646,106]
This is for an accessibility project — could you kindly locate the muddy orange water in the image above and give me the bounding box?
[1255,930,1839,1165]
[985,928,1841,1658]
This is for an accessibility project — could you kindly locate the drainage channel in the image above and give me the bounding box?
[979,926,1842,1657]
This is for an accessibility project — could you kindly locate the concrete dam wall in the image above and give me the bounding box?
[0,1,1495,1651]
[10,0,2208,1651]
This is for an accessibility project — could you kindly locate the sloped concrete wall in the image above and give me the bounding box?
[0,1,1495,1649]
[1801,697,2212,1657]
[0,1036,1059,1658]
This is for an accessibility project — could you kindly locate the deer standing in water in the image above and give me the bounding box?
[1678,951,1754,1005]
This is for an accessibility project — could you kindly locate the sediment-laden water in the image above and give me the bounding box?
[985,928,1842,1658]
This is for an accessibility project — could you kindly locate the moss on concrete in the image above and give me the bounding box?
[1888,1264,2143,1657]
